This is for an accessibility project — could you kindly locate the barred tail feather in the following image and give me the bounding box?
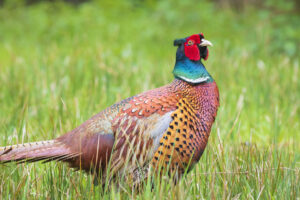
[0,140,78,164]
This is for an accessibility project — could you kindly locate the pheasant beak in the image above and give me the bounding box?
[199,39,213,47]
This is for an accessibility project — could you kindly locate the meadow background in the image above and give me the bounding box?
[0,0,299,199]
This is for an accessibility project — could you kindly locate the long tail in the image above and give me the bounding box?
[0,140,79,164]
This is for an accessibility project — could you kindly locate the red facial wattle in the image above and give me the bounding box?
[184,34,201,61]
[184,42,200,61]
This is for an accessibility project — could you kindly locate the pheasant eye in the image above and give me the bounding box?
[187,40,194,46]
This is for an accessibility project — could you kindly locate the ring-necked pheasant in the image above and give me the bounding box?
[0,33,219,185]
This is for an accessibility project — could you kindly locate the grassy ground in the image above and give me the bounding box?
[0,0,299,199]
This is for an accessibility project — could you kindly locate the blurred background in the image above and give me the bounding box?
[0,0,298,144]
[0,0,299,198]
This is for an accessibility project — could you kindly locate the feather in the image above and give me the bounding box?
[0,140,76,164]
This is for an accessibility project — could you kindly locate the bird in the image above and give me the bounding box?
[0,33,219,185]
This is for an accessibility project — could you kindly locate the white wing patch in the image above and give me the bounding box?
[148,111,173,156]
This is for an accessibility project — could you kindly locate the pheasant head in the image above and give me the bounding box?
[174,33,212,61]
[173,33,213,84]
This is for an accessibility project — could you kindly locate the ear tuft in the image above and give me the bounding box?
[174,39,186,46]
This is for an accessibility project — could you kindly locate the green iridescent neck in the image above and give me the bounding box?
[173,58,213,84]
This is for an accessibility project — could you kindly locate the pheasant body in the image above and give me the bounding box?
[0,33,219,185]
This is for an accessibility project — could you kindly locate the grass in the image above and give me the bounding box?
[0,0,299,199]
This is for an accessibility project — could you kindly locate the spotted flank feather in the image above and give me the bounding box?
[151,98,208,176]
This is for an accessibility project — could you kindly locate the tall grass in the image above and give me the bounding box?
[0,0,299,199]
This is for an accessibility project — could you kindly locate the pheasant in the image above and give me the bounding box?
[0,33,219,185]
